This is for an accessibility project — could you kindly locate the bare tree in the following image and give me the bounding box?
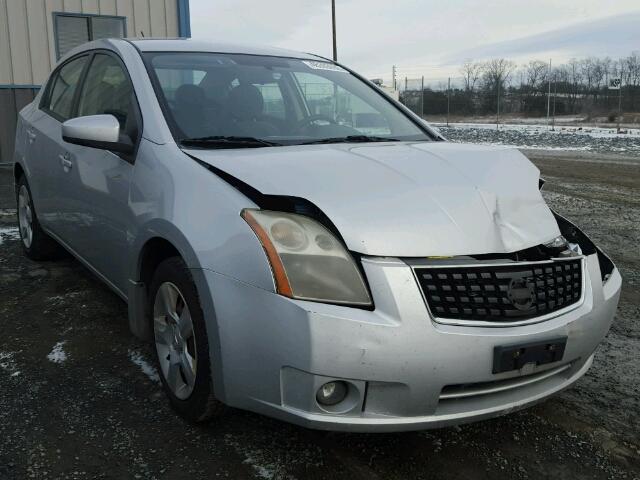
[482,59,516,91]
[460,60,482,92]
[524,60,548,92]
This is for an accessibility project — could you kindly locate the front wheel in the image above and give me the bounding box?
[149,257,224,422]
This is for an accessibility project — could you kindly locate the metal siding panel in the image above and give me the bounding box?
[115,0,133,34]
[99,0,117,15]
[0,0,13,84]
[0,89,17,164]
[64,0,82,13]
[45,0,64,68]
[81,0,100,14]
[26,0,52,85]
[177,0,190,37]
[133,0,151,37]
[164,0,178,37]
[14,88,36,112]
[149,0,167,36]
[5,0,33,84]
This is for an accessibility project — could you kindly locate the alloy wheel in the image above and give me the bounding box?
[153,282,197,400]
[17,185,33,248]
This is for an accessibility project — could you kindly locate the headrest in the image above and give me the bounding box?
[226,84,264,120]
[175,84,206,106]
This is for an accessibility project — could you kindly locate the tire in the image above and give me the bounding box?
[148,256,225,422]
[15,174,63,260]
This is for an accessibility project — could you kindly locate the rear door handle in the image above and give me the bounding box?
[59,153,72,170]
[27,129,37,143]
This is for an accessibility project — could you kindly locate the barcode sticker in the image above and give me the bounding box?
[302,60,347,73]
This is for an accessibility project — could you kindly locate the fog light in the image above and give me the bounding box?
[316,381,348,406]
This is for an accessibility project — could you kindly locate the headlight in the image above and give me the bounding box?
[242,209,372,306]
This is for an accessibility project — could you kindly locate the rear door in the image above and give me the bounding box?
[56,51,141,292]
[27,55,89,234]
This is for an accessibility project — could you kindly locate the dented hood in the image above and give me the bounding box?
[186,142,561,257]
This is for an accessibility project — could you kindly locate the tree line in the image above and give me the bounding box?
[400,52,640,118]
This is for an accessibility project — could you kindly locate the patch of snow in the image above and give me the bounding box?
[433,122,640,155]
[128,350,160,383]
[0,226,20,245]
[47,341,67,364]
[0,209,17,217]
[0,351,20,377]
[225,435,278,479]
[47,292,83,305]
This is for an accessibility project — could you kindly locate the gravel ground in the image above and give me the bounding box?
[437,123,640,156]
[0,152,639,479]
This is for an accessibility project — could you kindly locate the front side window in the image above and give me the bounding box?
[45,55,88,121]
[145,52,431,147]
[77,54,134,131]
[54,14,125,59]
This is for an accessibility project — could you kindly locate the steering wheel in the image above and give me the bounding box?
[296,114,338,129]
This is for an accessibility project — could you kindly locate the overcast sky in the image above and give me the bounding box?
[190,0,640,83]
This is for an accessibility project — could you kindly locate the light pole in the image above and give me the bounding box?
[331,0,337,61]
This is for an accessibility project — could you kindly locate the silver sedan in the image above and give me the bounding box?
[13,38,621,431]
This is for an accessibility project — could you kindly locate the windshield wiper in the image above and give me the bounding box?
[180,136,282,148]
[299,135,400,145]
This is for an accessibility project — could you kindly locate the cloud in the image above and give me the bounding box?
[443,11,640,65]
[190,0,640,81]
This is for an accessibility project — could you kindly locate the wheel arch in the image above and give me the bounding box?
[127,219,204,341]
[127,225,227,401]
[14,162,25,185]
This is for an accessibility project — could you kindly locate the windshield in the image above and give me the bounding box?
[144,52,432,147]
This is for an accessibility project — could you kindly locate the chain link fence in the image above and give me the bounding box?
[396,76,640,126]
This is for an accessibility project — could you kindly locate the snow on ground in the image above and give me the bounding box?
[47,341,67,364]
[0,226,20,245]
[128,350,160,383]
[434,122,640,155]
[0,351,20,377]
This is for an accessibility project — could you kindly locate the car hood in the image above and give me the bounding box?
[186,142,561,257]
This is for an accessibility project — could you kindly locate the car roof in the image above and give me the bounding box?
[126,38,324,60]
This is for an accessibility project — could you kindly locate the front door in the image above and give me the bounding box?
[57,52,140,293]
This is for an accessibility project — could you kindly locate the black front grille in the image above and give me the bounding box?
[415,258,583,323]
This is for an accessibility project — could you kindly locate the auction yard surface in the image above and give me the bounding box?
[0,145,639,479]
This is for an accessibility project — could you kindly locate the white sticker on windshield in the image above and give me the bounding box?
[302,60,347,73]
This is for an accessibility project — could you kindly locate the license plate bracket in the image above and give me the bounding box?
[493,337,567,374]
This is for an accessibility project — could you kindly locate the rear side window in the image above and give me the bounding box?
[77,54,134,131]
[44,56,88,121]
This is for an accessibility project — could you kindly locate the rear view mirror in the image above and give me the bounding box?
[62,114,134,153]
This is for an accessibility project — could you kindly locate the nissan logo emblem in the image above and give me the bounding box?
[507,277,536,311]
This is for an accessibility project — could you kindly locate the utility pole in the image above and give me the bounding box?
[617,82,623,133]
[447,77,451,126]
[420,75,424,118]
[546,58,552,129]
[496,79,500,130]
[331,0,337,61]
[392,65,397,91]
[552,73,557,131]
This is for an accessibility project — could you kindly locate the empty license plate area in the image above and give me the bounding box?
[493,337,567,374]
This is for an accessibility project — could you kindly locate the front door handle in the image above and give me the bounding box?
[27,129,37,143]
[59,153,72,171]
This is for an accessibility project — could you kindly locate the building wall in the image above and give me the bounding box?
[0,0,188,164]
[0,0,182,87]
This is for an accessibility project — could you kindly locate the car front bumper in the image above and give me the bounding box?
[200,252,621,432]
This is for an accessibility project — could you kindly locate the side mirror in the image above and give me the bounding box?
[62,114,134,153]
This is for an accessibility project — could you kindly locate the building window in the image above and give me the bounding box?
[54,13,126,59]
